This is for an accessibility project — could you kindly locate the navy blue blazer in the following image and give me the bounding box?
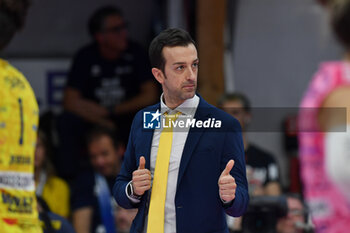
[113,96,249,233]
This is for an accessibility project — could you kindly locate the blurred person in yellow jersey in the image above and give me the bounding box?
[0,0,42,232]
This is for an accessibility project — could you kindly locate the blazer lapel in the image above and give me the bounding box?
[140,103,160,170]
[176,97,211,188]
[142,130,154,170]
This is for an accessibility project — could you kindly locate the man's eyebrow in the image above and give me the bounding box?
[172,59,199,66]
[172,62,186,65]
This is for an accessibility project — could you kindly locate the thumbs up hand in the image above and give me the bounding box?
[218,160,237,203]
[132,156,151,196]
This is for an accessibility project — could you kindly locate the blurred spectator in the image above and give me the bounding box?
[58,5,157,180]
[276,194,309,233]
[241,195,311,233]
[219,93,281,232]
[299,0,350,232]
[219,93,281,196]
[71,127,136,233]
[37,197,76,233]
[35,130,70,218]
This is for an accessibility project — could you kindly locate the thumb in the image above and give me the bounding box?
[138,156,146,169]
[221,160,234,176]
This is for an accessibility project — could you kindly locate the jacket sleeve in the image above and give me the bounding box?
[113,112,141,209]
[221,119,249,217]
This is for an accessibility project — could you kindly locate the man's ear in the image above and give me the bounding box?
[152,68,164,84]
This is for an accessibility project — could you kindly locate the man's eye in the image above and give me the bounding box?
[176,66,184,70]
[192,63,199,68]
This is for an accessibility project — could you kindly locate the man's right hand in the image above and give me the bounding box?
[132,156,151,196]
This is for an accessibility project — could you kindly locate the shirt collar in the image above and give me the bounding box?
[160,93,199,116]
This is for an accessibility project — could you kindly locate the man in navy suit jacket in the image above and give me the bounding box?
[113,28,248,233]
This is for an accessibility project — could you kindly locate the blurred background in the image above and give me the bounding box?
[2,0,341,189]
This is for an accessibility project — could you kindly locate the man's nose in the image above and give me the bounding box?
[186,67,196,81]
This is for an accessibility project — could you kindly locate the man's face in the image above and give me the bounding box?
[221,100,250,130]
[154,44,198,105]
[88,135,121,177]
[97,14,128,52]
[276,197,305,233]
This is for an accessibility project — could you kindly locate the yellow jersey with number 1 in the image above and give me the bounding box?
[0,58,42,233]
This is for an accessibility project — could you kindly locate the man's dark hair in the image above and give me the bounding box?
[0,0,30,50]
[284,193,308,221]
[218,92,251,113]
[331,0,350,50]
[284,192,304,203]
[149,28,196,72]
[86,126,121,149]
[88,5,123,37]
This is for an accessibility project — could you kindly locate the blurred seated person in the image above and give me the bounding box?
[71,127,136,233]
[276,194,311,233]
[37,197,76,233]
[58,5,157,179]
[241,194,311,233]
[219,93,281,232]
[63,5,157,131]
[35,130,70,218]
[219,93,281,196]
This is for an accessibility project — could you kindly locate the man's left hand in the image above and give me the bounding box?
[218,160,237,203]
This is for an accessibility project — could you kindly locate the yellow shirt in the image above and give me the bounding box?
[0,59,42,233]
[41,176,70,218]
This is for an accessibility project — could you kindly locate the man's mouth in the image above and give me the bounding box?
[183,84,195,89]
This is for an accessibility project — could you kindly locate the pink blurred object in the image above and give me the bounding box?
[299,62,350,233]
